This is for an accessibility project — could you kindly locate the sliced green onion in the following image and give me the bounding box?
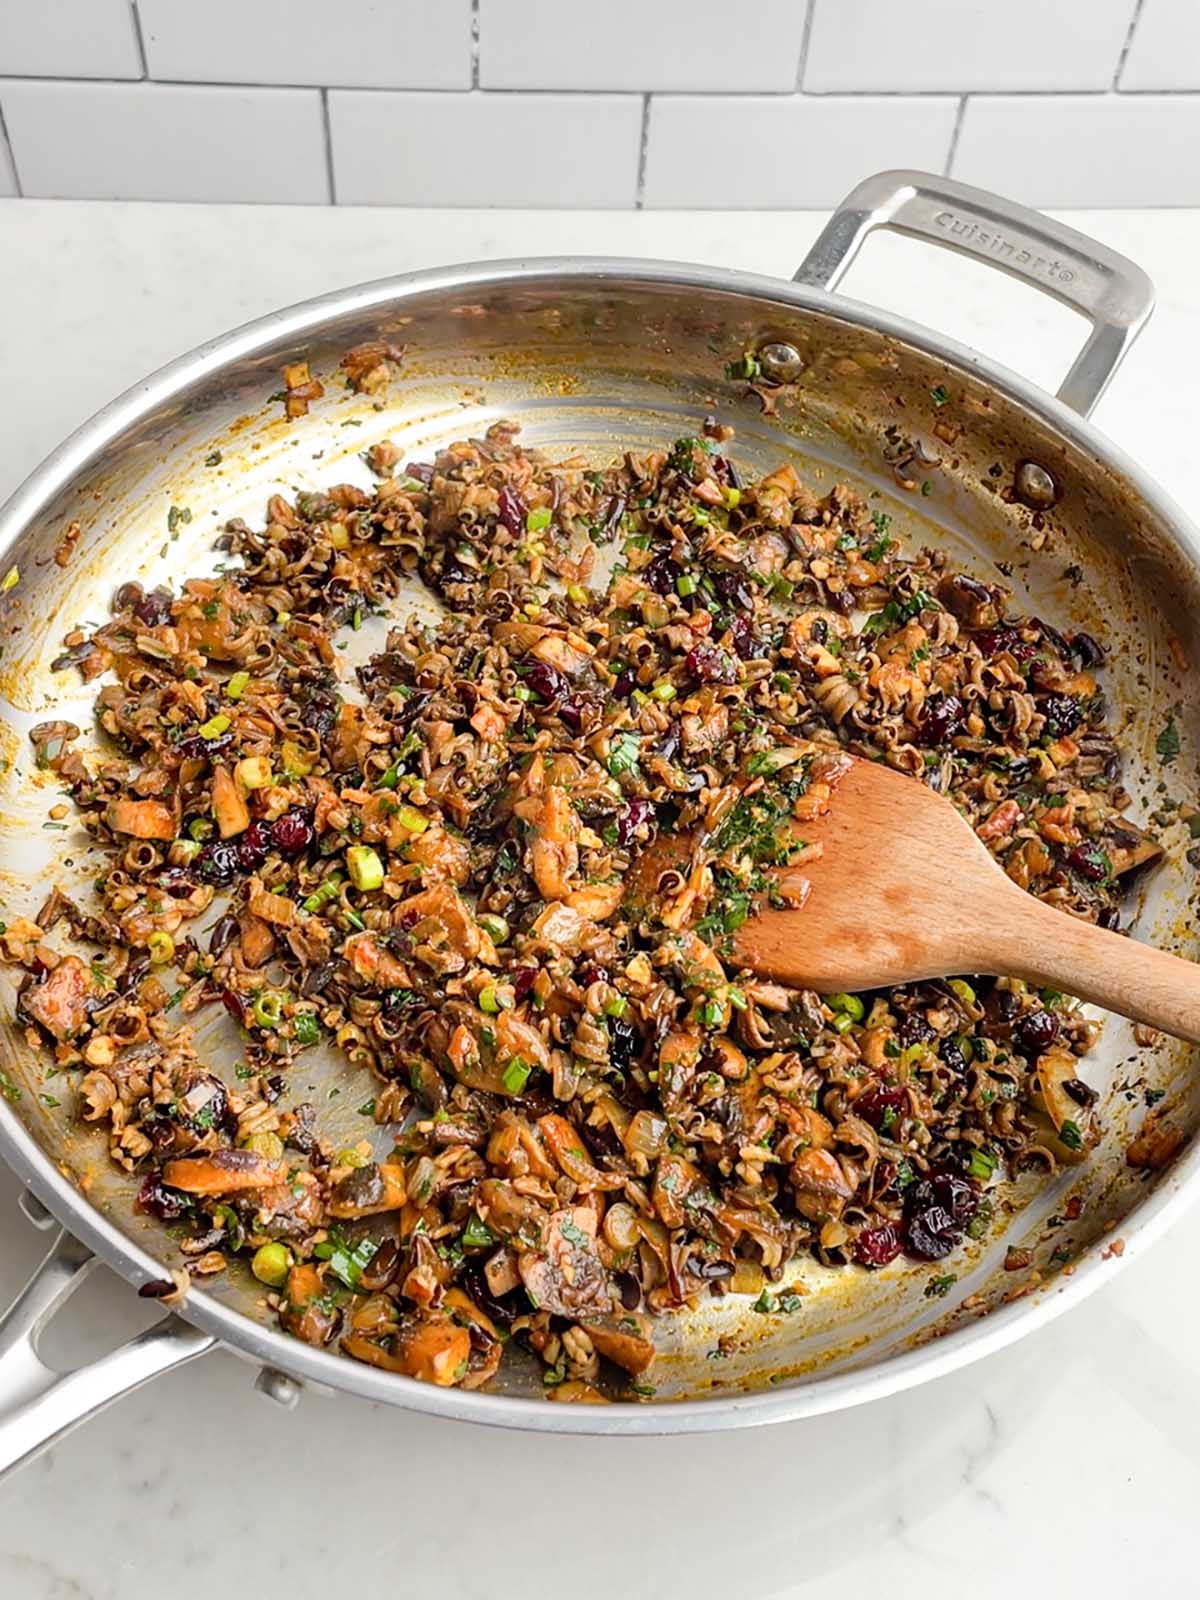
[526,507,552,533]
[253,992,285,1029]
[147,931,175,966]
[675,573,698,598]
[225,670,251,701]
[301,875,342,914]
[346,845,384,891]
[292,1012,320,1047]
[378,762,400,789]
[604,994,628,1019]
[501,1056,531,1095]
[344,909,366,932]
[477,913,510,945]
[965,1147,997,1182]
[832,1012,855,1035]
[395,806,428,835]
[197,713,230,740]
[722,486,741,510]
[188,816,213,841]
[513,684,535,703]
[1059,1119,1084,1151]
[828,993,865,1022]
[479,985,501,1015]
[462,1213,495,1249]
[566,583,589,604]
[949,978,977,1006]
[651,681,676,702]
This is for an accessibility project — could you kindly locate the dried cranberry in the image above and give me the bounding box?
[1011,1008,1059,1055]
[612,669,636,701]
[299,693,338,739]
[855,1223,903,1268]
[1067,842,1110,882]
[136,1172,190,1222]
[222,989,249,1025]
[728,615,760,660]
[176,730,233,762]
[1071,631,1105,668]
[643,555,679,596]
[271,810,313,856]
[711,567,754,612]
[237,819,272,871]
[1038,693,1083,737]
[196,839,241,886]
[615,798,656,847]
[497,485,526,536]
[917,693,964,747]
[580,964,611,986]
[855,1084,907,1130]
[684,644,736,686]
[133,590,173,628]
[903,1171,979,1260]
[896,1011,936,1049]
[511,967,538,1004]
[973,625,1035,661]
[521,659,569,705]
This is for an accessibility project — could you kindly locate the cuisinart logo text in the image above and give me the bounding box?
[934,210,1075,284]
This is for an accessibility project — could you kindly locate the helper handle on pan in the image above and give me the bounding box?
[0,1218,213,1482]
[795,169,1155,418]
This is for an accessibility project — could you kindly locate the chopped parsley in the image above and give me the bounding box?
[924,1273,957,1298]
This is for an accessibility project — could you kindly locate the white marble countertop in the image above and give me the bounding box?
[2,199,1200,1599]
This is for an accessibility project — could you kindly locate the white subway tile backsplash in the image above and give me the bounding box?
[804,0,1135,92]
[138,0,472,90]
[1121,0,1200,91]
[953,94,1200,207]
[0,0,142,80]
[480,0,808,92]
[643,95,957,208]
[329,90,642,206]
[1,81,329,203]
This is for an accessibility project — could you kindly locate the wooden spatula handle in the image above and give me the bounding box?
[975,894,1200,1044]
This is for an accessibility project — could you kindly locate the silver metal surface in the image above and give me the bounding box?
[0,1227,212,1480]
[795,168,1155,415]
[0,170,1196,1455]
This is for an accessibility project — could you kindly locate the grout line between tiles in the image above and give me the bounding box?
[1113,0,1148,89]
[0,76,1199,100]
[944,94,968,175]
[635,94,650,209]
[321,88,336,204]
[129,1,149,78]
[471,0,480,89]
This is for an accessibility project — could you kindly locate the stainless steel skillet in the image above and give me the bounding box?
[1,169,1198,1477]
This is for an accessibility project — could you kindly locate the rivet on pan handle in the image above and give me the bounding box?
[795,169,1155,418]
[0,1227,214,1481]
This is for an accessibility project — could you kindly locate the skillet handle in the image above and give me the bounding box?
[0,1223,213,1482]
[795,168,1154,417]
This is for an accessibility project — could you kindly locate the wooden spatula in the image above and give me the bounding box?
[731,756,1200,1043]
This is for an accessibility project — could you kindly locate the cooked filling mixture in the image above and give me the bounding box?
[6,415,1162,1400]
